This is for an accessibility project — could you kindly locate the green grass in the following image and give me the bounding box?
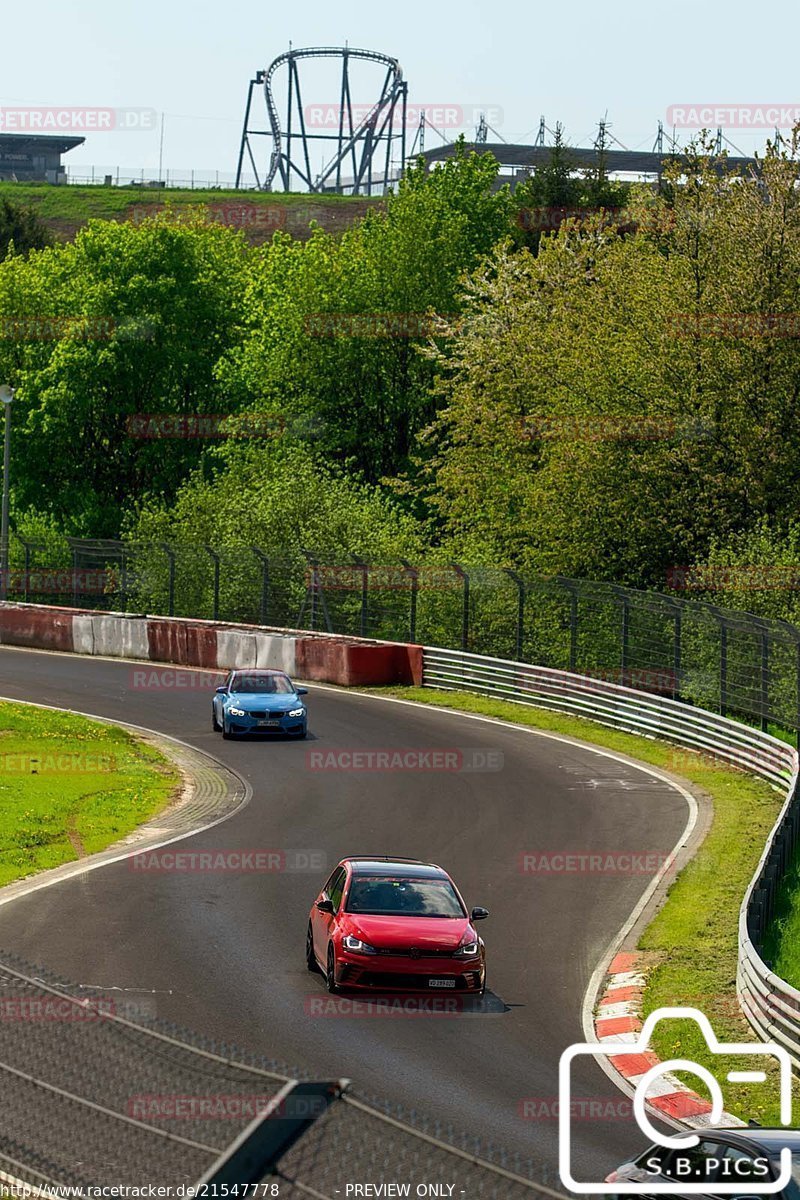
[762,853,800,988]
[372,686,797,1123]
[0,701,180,887]
[0,181,377,235]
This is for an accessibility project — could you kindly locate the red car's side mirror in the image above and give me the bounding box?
[315,898,335,914]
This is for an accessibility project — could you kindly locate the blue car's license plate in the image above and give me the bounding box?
[258,719,281,727]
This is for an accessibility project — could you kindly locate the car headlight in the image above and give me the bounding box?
[454,939,479,958]
[288,707,305,718]
[342,935,378,955]
[228,707,246,717]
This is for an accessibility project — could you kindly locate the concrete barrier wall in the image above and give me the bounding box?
[0,602,417,688]
[0,604,76,652]
[72,615,95,655]
[91,615,149,660]
[254,634,296,676]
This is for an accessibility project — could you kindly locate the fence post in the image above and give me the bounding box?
[759,624,770,733]
[720,619,728,717]
[120,543,128,611]
[161,544,176,616]
[195,1079,349,1188]
[401,560,418,643]
[503,569,525,661]
[451,563,470,651]
[620,594,630,685]
[204,546,221,621]
[71,543,79,608]
[673,603,682,700]
[569,588,578,672]
[352,555,369,638]
[300,552,334,633]
[252,548,270,625]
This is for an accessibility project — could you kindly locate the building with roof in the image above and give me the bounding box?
[0,134,85,184]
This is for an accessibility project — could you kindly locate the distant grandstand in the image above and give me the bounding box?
[418,140,762,188]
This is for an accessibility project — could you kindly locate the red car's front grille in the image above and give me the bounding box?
[374,947,458,957]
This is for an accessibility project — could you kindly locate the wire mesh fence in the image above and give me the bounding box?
[4,537,800,734]
[0,954,562,1196]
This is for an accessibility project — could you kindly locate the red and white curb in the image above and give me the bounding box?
[596,952,744,1127]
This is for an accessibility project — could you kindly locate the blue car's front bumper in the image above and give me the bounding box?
[225,708,306,735]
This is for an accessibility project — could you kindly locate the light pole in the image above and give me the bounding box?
[0,385,15,602]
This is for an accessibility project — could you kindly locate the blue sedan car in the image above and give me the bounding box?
[212,669,309,739]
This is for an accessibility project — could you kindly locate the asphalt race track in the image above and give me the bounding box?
[0,646,692,1187]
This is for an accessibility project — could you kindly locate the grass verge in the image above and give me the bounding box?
[0,181,378,243]
[0,700,180,888]
[372,686,796,1123]
[762,855,800,989]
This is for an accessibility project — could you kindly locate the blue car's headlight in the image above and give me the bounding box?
[228,706,246,717]
[288,707,305,718]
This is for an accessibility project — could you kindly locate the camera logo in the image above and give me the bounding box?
[559,1007,793,1193]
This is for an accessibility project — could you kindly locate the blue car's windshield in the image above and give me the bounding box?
[230,673,294,694]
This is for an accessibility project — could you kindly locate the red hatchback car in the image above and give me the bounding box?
[306,857,489,994]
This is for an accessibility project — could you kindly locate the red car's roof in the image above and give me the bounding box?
[344,858,448,879]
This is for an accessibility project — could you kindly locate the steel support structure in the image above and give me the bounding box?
[236,48,407,195]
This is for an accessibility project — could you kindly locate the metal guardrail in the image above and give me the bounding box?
[421,645,800,1065]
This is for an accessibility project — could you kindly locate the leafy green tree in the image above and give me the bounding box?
[418,135,800,587]
[0,210,249,534]
[0,198,52,259]
[511,123,629,252]
[217,143,511,485]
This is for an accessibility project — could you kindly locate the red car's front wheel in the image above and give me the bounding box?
[306,924,317,973]
[326,944,339,994]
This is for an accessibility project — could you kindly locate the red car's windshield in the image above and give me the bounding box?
[230,673,294,694]
[345,877,465,918]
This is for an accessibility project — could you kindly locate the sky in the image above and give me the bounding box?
[1,0,798,185]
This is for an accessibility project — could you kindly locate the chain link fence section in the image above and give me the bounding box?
[275,1095,566,1200]
[0,956,562,1196]
[6,539,798,733]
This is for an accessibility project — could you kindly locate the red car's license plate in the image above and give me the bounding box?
[428,978,456,988]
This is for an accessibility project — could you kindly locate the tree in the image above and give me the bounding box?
[217,142,511,485]
[0,198,52,259]
[0,208,250,534]
[417,135,800,587]
[512,123,629,252]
